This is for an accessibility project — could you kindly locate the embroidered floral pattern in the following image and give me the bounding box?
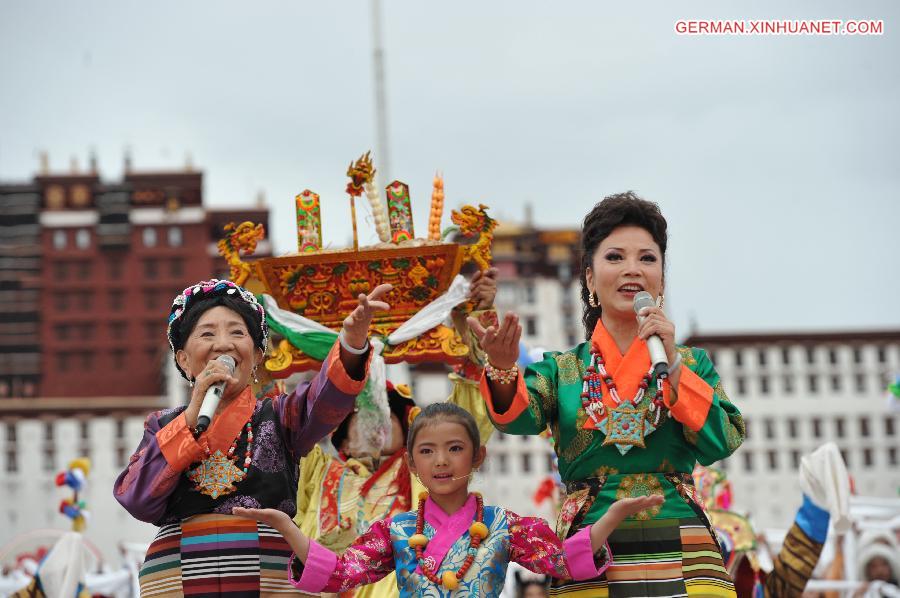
[252,420,285,473]
[616,474,665,520]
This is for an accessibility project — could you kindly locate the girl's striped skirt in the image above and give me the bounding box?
[550,516,736,598]
[138,514,299,597]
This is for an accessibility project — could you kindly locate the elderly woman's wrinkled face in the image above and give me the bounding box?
[585,225,663,321]
[176,306,261,400]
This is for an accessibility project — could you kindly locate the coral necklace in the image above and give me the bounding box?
[407,492,489,590]
[581,346,665,427]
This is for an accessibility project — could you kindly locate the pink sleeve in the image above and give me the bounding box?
[507,511,610,581]
[287,518,395,594]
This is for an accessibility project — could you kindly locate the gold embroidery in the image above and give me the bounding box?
[714,379,732,404]
[561,413,594,464]
[594,465,619,477]
[555,352,583,385]
[532,372,557,420]
[656,459,675,473]
[683,425,700,446]
[616,474,665,520]
[526,393,547,429]
[677,346,698,366]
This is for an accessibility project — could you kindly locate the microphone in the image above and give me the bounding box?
[451,472,474,482]
[633,291,669,379]
[195,355,236,433]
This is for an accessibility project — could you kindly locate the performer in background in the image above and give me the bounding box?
[114,278,390,597]
[470,192,746,597]
[294,268,499,598]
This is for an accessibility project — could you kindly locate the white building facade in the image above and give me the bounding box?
[683,330,900,530]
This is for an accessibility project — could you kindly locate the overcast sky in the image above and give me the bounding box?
[2,1,898,337]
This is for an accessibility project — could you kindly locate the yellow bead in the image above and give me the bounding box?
[469,521,489,540]
[418,491,430,503]
[441,570,459,589]
[408,533,429,548]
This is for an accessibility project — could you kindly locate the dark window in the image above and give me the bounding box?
[840,449,849,467]
[853,347,862,364]
[108,259,123,279]
[863,448,873,467]
[757,349,767,366]
[734,351,743,367]
[889,447,898,466]
[55,294,68,311]
[56,324,69,340]
[521,435,530,444]
[783,375,794,394]
[145,291,157,310]
[855,374,866,393]
[43,447,55,472]
[744,419,751,439]
[80,421,90,440]
[54,261,68,279]
[496,432,505,443]
[109,290,124,311]
[886,418,895,437]
[112,350,126,369]
[791,450,801,469]
[78,291,91,310]
[546,453,555,473]
[828,348,838,364]
[806,347,816,364]
[743,451,754,472]
[6,423,16,442]
[767,450,778,470]
[524,283,535,304]
[77,261,90,278]
[58,352,69,371]
[115,447,126,468]
[808,375,818,393]
[835,418,845,438]
[830,375,841,392]
[760,376,770,395]
[736,377,746,395]
[859,417,870,437]
[877,346,886,363]
[787,418,798,437]
[44,422,54,441]
[498,453,508,473]
[781,347,791,365]
[521,453,531,473]
[170,258,184,277]
[812,418,822,438]
[5,449,17,473]
[115,419,125,439]
[79,352,92,369]
[525,317,537,337]
[110,321,126,337]
[764,418,775,439]
[144,259,158,279]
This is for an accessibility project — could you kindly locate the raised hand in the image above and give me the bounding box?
[342,283,393,350]
[606,495,666,520]
[468,267,498,310]
[467,311,521,370]
[636,305,677,364]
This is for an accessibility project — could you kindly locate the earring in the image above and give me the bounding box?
[588,292,599,308]
[658,294,665,310]
[251,366,259,385]
[189,377,195,388]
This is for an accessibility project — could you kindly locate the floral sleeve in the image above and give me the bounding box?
[288,518,395,594]
[507,511,610,581]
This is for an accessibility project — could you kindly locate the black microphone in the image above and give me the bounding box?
[633,291,669,379]
[195,355,236,433]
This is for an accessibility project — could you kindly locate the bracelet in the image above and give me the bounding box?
[339,330,369,355]
[485,363,519,385]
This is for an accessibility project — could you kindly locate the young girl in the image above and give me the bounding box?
[234,403,662,597]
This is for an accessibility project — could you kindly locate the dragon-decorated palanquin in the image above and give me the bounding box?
[216,152,497,378]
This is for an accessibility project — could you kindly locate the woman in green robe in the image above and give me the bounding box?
[469,192,745,597]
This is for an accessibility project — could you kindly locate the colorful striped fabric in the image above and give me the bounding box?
[550,517,736,598]
[139,514,297,597]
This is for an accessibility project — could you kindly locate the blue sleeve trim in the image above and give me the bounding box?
[796,494,830,543]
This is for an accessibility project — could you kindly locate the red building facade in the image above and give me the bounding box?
[0,165,270,402]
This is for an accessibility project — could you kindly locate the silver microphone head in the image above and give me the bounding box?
[632,291,656,314]
[216,354,236,375]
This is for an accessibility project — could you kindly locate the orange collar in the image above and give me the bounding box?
[203,386,256,453]
[590,319,651,407]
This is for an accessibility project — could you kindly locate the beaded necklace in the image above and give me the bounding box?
[581,346,667,452]
[407,492,488,590]
[188,417,254,499]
